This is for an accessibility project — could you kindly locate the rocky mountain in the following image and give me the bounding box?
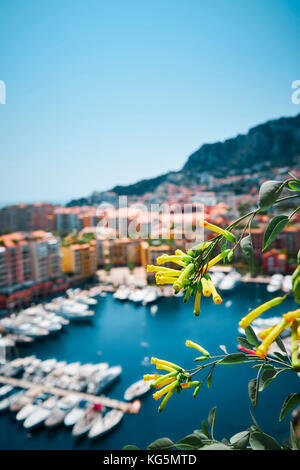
[67,113,300,204]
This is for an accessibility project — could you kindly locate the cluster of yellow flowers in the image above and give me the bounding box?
[239,298,300,367]
[144,220,300,412]
[147,220,236,316]
[144,341,210,412]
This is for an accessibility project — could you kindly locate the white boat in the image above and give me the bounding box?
[44,394,79,428]
[88,366,122,394]
[282,275,292,293]
[218,271,241,293]
[150,305,158,315]
[64,400,89,427]
[10,394,32,412]
[142,287,160,305]
[209,272,225,288]
[128,288,146,303]
[267,274,284,294]
[72,404,103,437]
[16,395,48,422]
[0,385,14,397]
[23,397,57,429]
[88,409,124,440]
[124,379,151,401]
[0,390,22,413]
[113,286,130,301]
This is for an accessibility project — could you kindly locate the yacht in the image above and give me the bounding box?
[44,394,79,428]
[124,379,151,401]
[128,288,146,304]
[218,271,241,293]
[72,404,103,437]
[113,285,130,301]
[142,287,160,305]
[23,396,58,429]
[64,400,90,427]
[0,385,14,397]
[88,409,123,440]
[0,389,22,413]
[16,394,49,422]
[267,274,284,294]
[87,366,122,394]
[282,275,292,293]
[209,272,225,288]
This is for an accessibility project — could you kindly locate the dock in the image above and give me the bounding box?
[0,375,141,414]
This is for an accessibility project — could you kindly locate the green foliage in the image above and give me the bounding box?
[127,407,299,450]
[263,215,289,251]
[279,393,300,422]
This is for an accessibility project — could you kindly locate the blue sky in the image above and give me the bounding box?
[0,0,300,204]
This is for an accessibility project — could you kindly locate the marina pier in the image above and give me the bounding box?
[0,375,140,414]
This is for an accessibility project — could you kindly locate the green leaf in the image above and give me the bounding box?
[230,431,250,450]
[263,215,289,251]
[273,351,289,362]
[123,445,140,450]
[199,443,231,450]
[275,335,288,354]
[258,180,284,211]
[290,422,300,450]
[248,378,259,410]
[259,367,277,391]
[249,431,281,450]
[237,336,254,350]
[240,235,254,270]
[279,393,300,422]
[288,181,300,191]
[201,420,212,439]
[245,325,260,347]
[193,430,211,441]
[207,370,213,388]
[208,406,217,435]
[175,434,204,450]
[147,437,174,450]
[218,353,248,365]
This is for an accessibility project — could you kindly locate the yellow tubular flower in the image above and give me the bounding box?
[201,278,211,297]
[153,380,179,401]
[255,319,288,359]
[151,371,178,389]
[193,290,201,317]
[147,265,181,275]
[181,381,200,389]
[155,364,175,372]
[143,374,162,381]
[239,296,286,330]
[297,324,300,340]
[258,326,276,341]
[151,357,183,371]
[155,276,179,285]
[200,220,236,243]
[283,309,300,323]
[291,322,300,371]
[158,390,174,413]
[207,279,222,304]
[185,340,210,357]
[206,250,231,270]
[173,263,194,293]
[156,254,187,267]
[156,377,177,389]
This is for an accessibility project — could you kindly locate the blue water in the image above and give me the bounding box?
[0,284,299,450]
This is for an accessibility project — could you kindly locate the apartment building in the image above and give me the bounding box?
[61,241,97,279]
[0,203,53,233]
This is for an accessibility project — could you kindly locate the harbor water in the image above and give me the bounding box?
[0,283,298,449]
